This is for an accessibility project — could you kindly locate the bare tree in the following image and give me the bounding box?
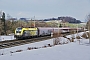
[86,14,90,43]
[0,11,3,35]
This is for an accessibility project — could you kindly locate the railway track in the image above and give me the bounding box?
[0,36,52,49]
[0,31,83,49]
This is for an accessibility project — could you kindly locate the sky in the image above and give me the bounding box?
[0,0,90,21]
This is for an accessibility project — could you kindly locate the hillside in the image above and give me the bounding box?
[43,16,81,23]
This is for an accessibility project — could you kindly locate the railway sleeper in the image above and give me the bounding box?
[9,42,16,45]
[2,45,10,48]
[19,42,26,44]
[23,41,32,44]
[14,42,21,46]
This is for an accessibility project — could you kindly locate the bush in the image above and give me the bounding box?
[71,38,74,42]
[53,38,60,45]
[81,32,88,39]
[16,50,23,52]
[76,35,81,39]
[67,38,72,42]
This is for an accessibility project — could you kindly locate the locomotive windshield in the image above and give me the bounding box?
[16,31,21,33]
[16,27,22,33]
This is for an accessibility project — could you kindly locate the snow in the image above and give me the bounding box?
[0,32,90,60]
[0,35,15,41]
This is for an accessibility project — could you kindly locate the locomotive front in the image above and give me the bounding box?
[14,27,23,39]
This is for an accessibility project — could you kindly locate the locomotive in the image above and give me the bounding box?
[14,27,82,39]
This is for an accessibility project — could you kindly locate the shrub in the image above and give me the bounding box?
[81,32,88,39]
[71,38,75,42]
[53,38,60,45]
[76,35,81,39]
[67,38,72,42]
[16,50,23,52]
[42,45,47,48]
[27,47,32,50]
[48,44,52,47]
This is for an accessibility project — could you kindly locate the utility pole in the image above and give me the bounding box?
[30,18,32,27]
[34,16,35,27]
[58,20,60,36]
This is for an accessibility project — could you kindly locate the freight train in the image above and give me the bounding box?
[14,27,82,39]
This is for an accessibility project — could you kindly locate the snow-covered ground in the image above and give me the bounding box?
[0,32,90,60]
[0,35,15,41]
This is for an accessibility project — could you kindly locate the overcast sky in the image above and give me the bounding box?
[0,0,90,21]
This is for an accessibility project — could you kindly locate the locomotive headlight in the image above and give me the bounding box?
[16,33,21,35]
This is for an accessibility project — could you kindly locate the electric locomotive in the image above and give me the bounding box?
[14,27,38,39]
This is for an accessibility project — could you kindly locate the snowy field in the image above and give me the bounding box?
[0,32,90,60]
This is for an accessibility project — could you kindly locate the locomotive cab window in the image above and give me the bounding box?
[16,31,21,33]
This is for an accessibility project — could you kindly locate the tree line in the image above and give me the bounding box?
[0,20,59,35]
[44,16,81,23]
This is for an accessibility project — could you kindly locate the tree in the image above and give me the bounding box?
[0,20,3,35]
[0,12,6,35]
[59,23,62,27]
[86,14,90,43]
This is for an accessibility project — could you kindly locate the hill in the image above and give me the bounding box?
[43,16,81,23]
